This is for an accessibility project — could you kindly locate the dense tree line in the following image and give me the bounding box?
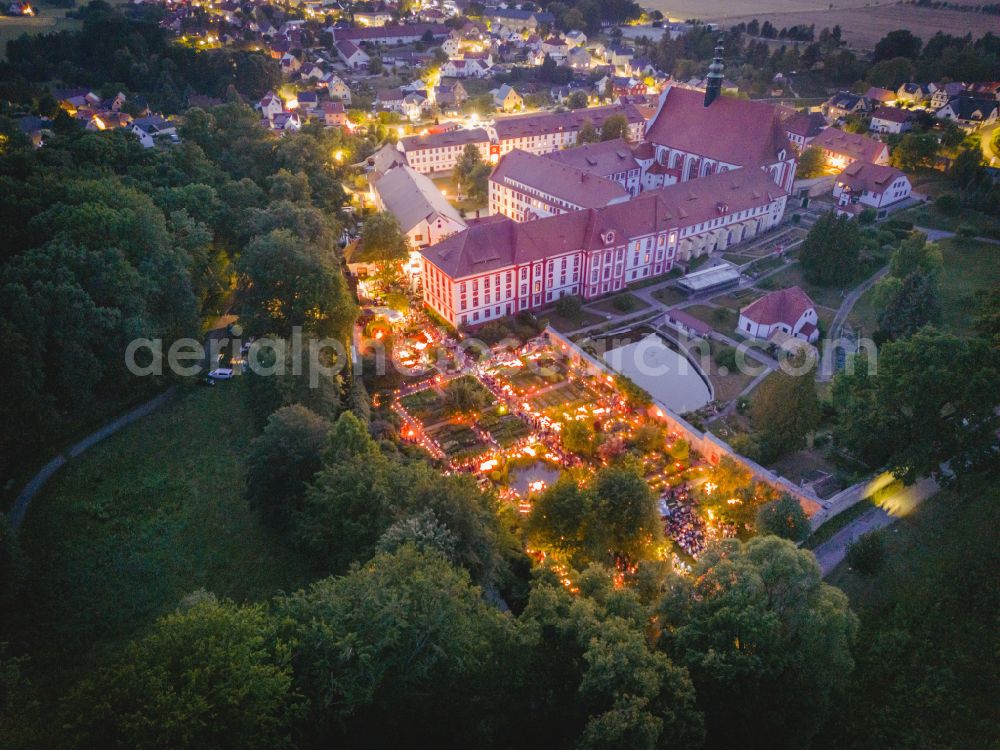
[1,1,281,113]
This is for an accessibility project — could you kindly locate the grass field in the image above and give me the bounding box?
[0,13,80,59]
[900,203,1000,241]
[3,379,313,701]
[683,303,738,336]
[756,262,847,309]
[820,479,1000,748]
[936,238,1000,334]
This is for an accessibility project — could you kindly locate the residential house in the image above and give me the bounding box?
[869,106,913,134]
[930,82,966,109]
[833,161,912,218]
[782,111,826,152]
[823,91,869,120]
[322,101,348,127]
[354,10,393,26]
[270,111,302,133]
[895,82,930,104]
[737,286,819,344]
[935,95,999,128]
[131,116,177,148]
[809,127,890,169]
[324,75,352,104]
[491,84,523,113]
[257,91,285,120]
[335,39,370,69]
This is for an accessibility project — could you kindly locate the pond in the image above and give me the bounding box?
[509,461,562,496]
[603,333,712,414]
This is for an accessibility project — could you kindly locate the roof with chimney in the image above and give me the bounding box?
[492,103,644,140]
[544,138,640,177]
[645,86,792,167]
[837,161,907,194]
[398,127,490,152]
[372,164,466,236]
[491,149,630,209]
[783,111,827,138]
[740,286,815,326]
[422,167,785,278]
[811,127,888,163]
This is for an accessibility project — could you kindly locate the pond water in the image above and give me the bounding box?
[509,461,562,496]
[603,333,712,414]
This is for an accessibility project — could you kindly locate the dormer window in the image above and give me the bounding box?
[601,230,616,245]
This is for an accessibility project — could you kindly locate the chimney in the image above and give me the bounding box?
[704,36,725,108]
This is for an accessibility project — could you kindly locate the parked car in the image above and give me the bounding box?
[208,368,234,380]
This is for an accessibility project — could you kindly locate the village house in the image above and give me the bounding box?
[490,84,523,113]
[354,10,393,27]
[930,82,967,109]
[823,91,869,121]
[737,286,819,344]
[324,75,353,104]
[935,95,999,128]
[782,111,826,153]
[869,106,913,134]
[131,116,177,148]
[833,162,912,218]
[335,39,370,69]
[322,101,348,127]
[810,127,890,170]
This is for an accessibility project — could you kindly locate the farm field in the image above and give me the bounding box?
[646,0,989,50]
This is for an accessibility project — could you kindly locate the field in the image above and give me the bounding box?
[0,14,80,58]
[2,379,313,702]
[820,480,1000,748]
[647,0,990,50]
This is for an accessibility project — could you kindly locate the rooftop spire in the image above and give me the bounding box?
[704,35,725,108]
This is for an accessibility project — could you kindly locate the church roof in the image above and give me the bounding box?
[645,86,792,167]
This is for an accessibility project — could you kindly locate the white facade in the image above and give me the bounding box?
[737,307,819,343]
[398,133,490,174]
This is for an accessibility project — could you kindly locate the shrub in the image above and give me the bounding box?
[612,293,636,312]
[934,193,960,215]
[555,293,583,318]
[846,529,887,575]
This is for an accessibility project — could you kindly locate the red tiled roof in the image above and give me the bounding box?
[423,167,785,278]
[492,103,643,141]
[398,127,490,151]
[783,111,827,138]
[646,86,792,167]
[741,286,815,326]
[545,138,640,178]
[811,127,887,163]
[491,148,630,208]
[837,161,907,194]
[871,106,912,123]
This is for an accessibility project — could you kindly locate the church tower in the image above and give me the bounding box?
[703,36,725,108]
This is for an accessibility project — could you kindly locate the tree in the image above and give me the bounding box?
[561,418,600,457]
[526,475,592,559]
[566,90,589,109]
[890,132,939,172]
[845,528,887,575]
[64,595,300,750]
[600,113,630,142]
[873,29,922,62]
[246,405,331,529]
[276,546,516,747]
[588,464,663,564]
[358,212,409,281]
[236,229,355,340]
[444,376,488,414]
[454,143,491,202]
[833,328,1000,484]
[514,566,705,750]
[577,119,600,144]
[876,268,940,339]
[656,536,857,749]
[796,146,824,179]
[376,509,458,560]
[750,358,821,462]
[756,494,811,541]
[799,211,861,286]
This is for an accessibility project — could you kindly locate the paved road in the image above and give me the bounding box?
[7,387,178,530]
[817,265,889,382]
[813,476,938,575]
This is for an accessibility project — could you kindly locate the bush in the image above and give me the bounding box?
[714,346,738,372]
[934,193,960,215]
[858,208,877,225]
[612,293,636,312]
[956,224,976,238]
[555,293,583,319]
[756,495,811,542]
[846,529,887,575]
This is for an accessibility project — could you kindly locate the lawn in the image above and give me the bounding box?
[820,480,1000,748]
[541,304,605,333]
[3,378,313,702]
[846,284,880,336]
[588,292,649,316]
[936,238,1000,335]
[755,262,846,309]
[899,203,1000,240]
[683,304,739,336]
[652,286,687,306]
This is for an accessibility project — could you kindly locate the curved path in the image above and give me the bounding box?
[7,387,177,531]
